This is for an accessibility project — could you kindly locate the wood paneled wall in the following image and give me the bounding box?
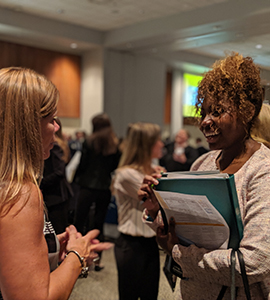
[0,41,81,118]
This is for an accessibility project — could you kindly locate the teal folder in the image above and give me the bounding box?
[156,171,243,250]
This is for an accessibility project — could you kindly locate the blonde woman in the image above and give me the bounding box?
[0,67,111,300]
[113,122,164,300]
[251,103,270,148]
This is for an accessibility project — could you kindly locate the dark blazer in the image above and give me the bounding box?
[41,143,73,207]
[197,146,209,157]
[159,142,199,172]
[73,141,121,190]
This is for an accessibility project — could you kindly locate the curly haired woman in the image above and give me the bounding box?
[140,53,270,299]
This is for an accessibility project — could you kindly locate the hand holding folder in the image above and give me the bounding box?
[150,171,245,292]
[156,216,180,254]
[154,171,243,250]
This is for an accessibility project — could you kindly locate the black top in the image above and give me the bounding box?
[73,141,121,190]
[41,143,73,207]
[159,142,199,172]
[197,146,209,157]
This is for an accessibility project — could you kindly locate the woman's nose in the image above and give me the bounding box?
[200,114,213,128]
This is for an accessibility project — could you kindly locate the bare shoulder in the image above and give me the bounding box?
[0,182,45,263]
[0,182,44,232]
[0,183,49,300]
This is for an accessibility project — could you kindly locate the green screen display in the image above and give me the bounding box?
[183,73,203,117]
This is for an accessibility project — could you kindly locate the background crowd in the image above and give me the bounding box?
[2,51,270,300]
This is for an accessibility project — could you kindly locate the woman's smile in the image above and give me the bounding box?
[203,128,221,144]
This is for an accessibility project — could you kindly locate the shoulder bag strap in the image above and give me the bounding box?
[237,249,251,300]
[231,249,237,300]
[216,249,236,300]
[217,248,251,300]
[216,286,227,300]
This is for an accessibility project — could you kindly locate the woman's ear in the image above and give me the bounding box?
[247,105,256,122]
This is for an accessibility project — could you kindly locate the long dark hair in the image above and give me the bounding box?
[87,113,118,155]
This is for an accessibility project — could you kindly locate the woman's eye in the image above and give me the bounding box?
[212,110,220,117]
[211,108,225,117]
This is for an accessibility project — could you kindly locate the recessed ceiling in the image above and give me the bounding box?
[0,0,270,80]
[0,0,226,30]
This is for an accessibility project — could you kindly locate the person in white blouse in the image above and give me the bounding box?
[113,122,164,300]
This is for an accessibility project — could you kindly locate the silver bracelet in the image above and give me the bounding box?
[65,250,89,278]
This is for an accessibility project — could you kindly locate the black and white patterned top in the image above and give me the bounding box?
[43,214,60,272]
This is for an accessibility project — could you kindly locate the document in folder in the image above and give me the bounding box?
[154,171,243,250]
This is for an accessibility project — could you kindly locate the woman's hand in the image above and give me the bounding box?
[57,231,69,261]
[152,165,166,174]
[156,217,179,255]
[65,225,113,266]
[138,175,160,219]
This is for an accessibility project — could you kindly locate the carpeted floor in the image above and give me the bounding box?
[69,224,180,300]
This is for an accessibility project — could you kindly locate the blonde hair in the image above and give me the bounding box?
[0,67,58,215]
[251,103,270,148]
[118,122,161,174]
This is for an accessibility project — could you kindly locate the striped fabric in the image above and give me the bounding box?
[43,214,60,272]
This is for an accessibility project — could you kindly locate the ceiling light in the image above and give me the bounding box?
[256,44,262,49]
[70,43,78,49]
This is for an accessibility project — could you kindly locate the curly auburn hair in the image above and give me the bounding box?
[196,52,263,136]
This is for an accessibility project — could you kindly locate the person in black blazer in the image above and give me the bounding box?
[40,118,73,234]
[73,113,121,271]
[160,129,199,172]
